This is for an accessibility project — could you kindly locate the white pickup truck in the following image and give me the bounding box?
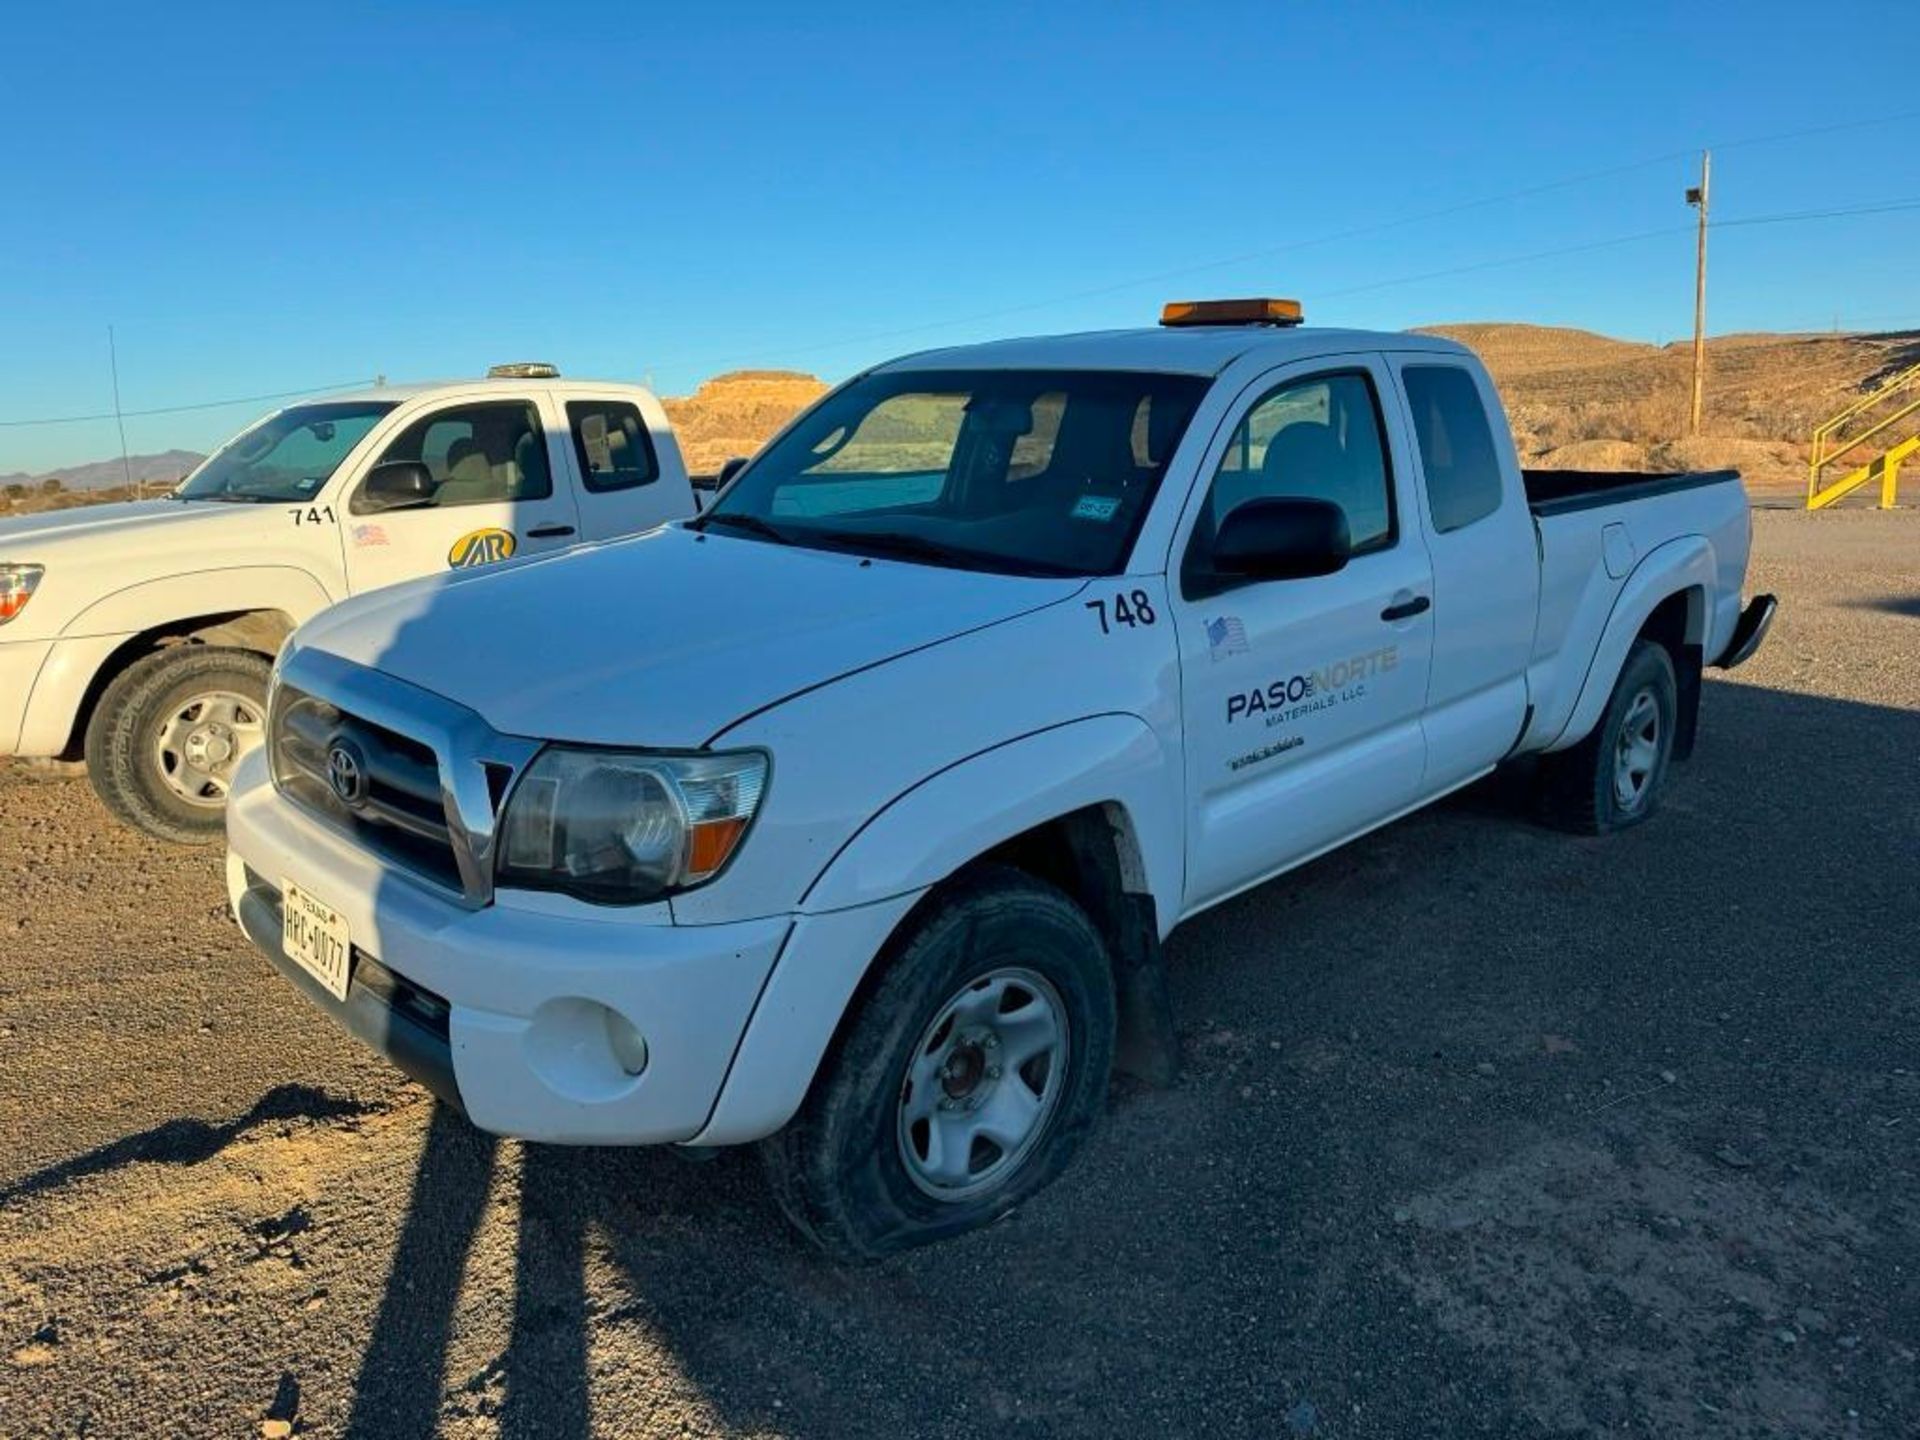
[225,301,1775,1259]
[0,366,694,841]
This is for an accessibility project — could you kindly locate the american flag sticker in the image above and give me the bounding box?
[1206,615,1248,661]
[352,524,390,547]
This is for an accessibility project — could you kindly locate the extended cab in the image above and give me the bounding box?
[0,366,694,840]
[225,304,1775,1258]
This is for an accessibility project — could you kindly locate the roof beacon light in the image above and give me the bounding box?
[487,362,561,379]
[1159,298,1304,329]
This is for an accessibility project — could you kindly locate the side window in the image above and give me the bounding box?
[566,400,660,493]
[1197,370,1394,556]
[360,401,552,512]
[1403,364,1504,533]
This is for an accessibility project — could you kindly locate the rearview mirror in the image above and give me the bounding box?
[1212,497,1350,582]
[716,456,750,488]
[357,462,436,514]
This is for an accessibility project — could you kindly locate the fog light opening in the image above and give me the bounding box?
[605,1010,650,1077]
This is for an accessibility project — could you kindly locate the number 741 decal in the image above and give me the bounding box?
[1085,589,1157,634]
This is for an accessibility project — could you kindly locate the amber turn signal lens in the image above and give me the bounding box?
[687,816,750,881]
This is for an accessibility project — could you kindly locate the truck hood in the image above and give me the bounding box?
[291,524,1086,747]
[0,498,207,551]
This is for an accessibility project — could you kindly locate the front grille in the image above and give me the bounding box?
[271,683,465,892]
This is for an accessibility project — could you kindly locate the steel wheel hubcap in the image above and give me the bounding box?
[154,689,264,806]
[898,966,1070,1201]
[1612,688,1660,809]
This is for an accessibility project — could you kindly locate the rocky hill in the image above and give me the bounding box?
[1420,324,1920,492]
[661,370,830,474]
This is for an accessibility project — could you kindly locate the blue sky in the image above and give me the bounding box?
[4,0,1918,473]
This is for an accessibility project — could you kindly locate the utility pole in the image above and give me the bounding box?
[107,326,134,489]
[1686,150,1711,437]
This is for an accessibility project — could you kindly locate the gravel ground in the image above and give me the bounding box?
[0,508,1915,1439]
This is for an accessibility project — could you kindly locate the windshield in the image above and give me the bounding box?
[177,401,397,503]
[700,368,1210,576]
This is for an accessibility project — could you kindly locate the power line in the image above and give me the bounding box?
[1261,197,1920,304]
[677,108,1920,371]
[0,379,375,429]
[10,104,1920,429]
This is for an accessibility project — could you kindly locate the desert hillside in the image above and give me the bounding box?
[7,327,1917,518]
[1421,323,1920,491]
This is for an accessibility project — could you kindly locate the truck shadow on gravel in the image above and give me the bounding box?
[339,676,1918,1439]
[0,1084,375,1209]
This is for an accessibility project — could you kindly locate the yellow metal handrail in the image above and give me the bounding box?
[1807,357,1920,509]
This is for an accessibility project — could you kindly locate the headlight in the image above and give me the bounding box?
[497,748,768,905]
[0,564,44,625]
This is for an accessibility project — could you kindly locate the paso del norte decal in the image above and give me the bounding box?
[1227,644,1400,727]
[448,527,517,568]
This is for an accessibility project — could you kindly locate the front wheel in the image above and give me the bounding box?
[1537,639,1677,834]
[83,646,271,844]
[760,864,1116,1261]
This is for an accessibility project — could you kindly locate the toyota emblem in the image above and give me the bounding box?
[326,737,369,807]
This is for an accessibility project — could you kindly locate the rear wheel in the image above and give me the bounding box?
[760,864,1116,1261]
[1538,639,1677,834]
[84,646,271,844]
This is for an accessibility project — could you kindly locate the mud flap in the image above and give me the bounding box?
[1112,893,1180,1088]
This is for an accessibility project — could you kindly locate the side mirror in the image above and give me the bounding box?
[1212,497,1350,582]
[357,462,436,514]
[716,456,750,488]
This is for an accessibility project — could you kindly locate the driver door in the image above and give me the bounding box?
[1171,358,1435,912]
[342,396,582,593]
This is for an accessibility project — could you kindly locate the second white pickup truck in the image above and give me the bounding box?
[226,301,1775,1258]
[0,366,695,841]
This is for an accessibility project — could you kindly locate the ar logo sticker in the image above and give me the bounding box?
[447,528,516,568]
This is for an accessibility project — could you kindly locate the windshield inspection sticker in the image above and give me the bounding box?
[1206,615,1249,661]
[1071,494,1121,522]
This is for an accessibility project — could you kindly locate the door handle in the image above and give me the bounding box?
[1381,594,1431,622]
[526,524,576,539]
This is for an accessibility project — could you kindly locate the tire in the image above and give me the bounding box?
[84,646,272,845]
[760,864,1117,1261]
[1537,639,1678,835]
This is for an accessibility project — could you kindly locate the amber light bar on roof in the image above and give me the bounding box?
[1159,298,1304,328]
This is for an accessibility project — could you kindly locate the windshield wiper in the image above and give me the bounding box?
[696,511,794,545]
[809,529,1075,577]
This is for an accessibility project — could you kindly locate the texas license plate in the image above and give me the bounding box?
[281,880,352,1002]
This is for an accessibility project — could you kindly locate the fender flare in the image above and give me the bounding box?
[800,712,1184,923]
[1549,535,1714,751]
[61,565,337,641]
[695,714,1184,1146]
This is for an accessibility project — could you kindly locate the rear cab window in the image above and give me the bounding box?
[1402,364,1505,532]
[566,399,661,493]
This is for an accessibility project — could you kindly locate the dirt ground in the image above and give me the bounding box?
[0,509,1914,1439]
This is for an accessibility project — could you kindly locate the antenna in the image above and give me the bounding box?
[108,326,133,490]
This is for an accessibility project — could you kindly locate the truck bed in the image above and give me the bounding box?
[1522,467,1740,516]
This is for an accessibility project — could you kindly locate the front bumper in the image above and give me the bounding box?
[226,749,792,1144]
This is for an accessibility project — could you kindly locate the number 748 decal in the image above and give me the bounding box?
[1085,589,1157,634]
